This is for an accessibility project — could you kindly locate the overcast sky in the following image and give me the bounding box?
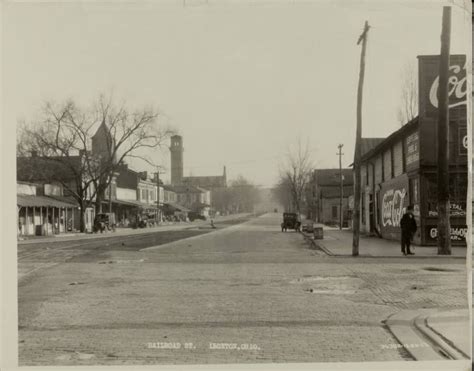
[4,0,471,187]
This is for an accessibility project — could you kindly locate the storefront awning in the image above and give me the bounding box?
[164,202,190,212]
[17,195,78,208]
[107,199,148,208]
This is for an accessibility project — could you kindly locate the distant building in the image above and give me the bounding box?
[309,169,354,226]
[169,135,227,212]
[170,135,184,185]
[115,164,163,226]
[165,184,211,217]
[182,166,227,189]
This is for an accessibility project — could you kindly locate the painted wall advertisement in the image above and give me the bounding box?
[418,54,467,119]
[458,126,467,155]
[425,225,468,243]
[380,174,410,240]
[427,202,466,217]
[405,131,419,170]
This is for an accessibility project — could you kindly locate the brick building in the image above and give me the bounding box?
[356,54,467,246]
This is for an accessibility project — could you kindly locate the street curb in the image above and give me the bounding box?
[424,314,471,359]
[413,315,469,360]
[384,310,469,361]
[301,232,334,256]
[301,232,465,259]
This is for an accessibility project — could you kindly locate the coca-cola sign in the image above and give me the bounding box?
[382,188,407,228]
[418,55,467,118]
[428,61,467,109]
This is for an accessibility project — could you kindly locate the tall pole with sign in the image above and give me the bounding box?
[437,7,451,255]
[352,21,370,257]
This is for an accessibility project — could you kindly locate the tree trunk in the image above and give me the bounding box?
[79,202,86,233]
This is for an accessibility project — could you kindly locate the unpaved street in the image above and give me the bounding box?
[18,213,467,365]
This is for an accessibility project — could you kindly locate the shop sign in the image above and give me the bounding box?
[426,225,467,242]
[405,132,419,167]
[428,202,466,217]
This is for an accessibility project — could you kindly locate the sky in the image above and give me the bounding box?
[3,0,471,187]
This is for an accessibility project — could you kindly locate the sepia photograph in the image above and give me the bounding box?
[1,0,472,370]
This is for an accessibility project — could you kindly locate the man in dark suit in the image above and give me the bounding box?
[400,205,417,256]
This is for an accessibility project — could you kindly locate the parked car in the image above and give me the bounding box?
[281,212,301,232]
[188,211,206,222]
[93,213,116,233]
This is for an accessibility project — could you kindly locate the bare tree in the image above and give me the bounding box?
[228,175,260,213]
[278,140,313,214]
[397,61,418,126]
[17,95,174,231]
[272,177,293,212]
[211,175,260,214]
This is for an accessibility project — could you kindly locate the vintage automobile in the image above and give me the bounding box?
[93,213,116,233]
[188,211,206,222]
[281,212,301,232]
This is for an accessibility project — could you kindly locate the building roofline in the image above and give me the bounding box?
[360,116,419,163]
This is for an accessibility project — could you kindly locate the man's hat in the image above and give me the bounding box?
[407,205,414,211]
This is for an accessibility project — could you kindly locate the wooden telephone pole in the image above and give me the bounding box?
[337,144,344,230]
[437,7,452,255]
[155,169,165,224]
[352,21,370,257]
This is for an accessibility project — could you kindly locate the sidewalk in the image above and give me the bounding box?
[385,308,469,360]
[306,228,466,258]
[425,309,470,358]
[18,213,253,245]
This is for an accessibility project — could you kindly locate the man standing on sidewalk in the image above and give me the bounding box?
[400,205,417,256]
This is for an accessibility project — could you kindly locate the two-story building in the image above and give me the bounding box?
[164,184,211,218]
[114,164,165,226]
[309,168,354,227]
[355,54,467,246]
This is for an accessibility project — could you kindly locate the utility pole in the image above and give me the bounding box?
[155,169,164,225]
[352,21,370,257]
[437,6,451,255]
[337,144,344,230]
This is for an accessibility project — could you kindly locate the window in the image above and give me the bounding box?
[332,205,338,219]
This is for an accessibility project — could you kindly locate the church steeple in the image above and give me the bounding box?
[92,119,116,164]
